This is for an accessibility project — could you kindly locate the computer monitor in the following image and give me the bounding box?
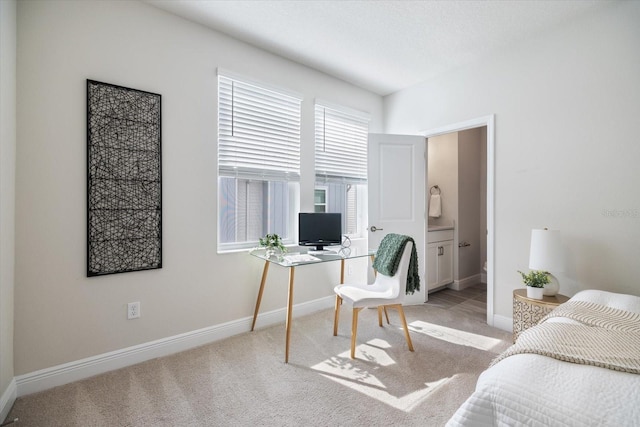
[298,213,342,252]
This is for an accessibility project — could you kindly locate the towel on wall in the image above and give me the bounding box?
[372,233,420,295]
[429,194,441,218]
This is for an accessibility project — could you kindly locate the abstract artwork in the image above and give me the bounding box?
[87,80,162,276]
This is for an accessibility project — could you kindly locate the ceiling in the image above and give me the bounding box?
[146,0,611,96]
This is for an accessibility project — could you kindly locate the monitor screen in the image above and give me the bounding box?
[298,213,342,251]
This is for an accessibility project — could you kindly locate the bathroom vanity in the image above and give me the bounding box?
[427,226,454,291]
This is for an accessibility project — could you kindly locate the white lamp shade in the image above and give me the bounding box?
[529,229,563,272]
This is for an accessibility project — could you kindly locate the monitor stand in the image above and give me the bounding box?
[308,246,334,255]
[308,249,327,255]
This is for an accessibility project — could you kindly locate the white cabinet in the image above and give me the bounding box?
[427,229,454,291]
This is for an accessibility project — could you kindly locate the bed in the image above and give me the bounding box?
[447,289,640,426]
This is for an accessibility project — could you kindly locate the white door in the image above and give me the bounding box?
[368,134,426,304]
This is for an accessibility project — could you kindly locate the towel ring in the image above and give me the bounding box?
[430,185,441,195]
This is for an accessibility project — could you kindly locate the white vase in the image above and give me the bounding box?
[527,286,544,300]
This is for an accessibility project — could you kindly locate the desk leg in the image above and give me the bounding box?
[285,266,295,363]
[251,261,270,332]
[332,259,347,336]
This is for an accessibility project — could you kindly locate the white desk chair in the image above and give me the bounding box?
[333,241,415,359]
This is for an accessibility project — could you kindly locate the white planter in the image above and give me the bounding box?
[527,286,545,300]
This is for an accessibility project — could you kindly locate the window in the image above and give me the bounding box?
[314,187,327,213]
[314,102,369,237]
[218,71,301,250]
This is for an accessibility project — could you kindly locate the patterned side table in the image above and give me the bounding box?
[512,289,569,342]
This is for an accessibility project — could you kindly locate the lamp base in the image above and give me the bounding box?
[544,274,560,296]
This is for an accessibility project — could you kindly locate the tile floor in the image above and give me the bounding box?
[425,282,487,322]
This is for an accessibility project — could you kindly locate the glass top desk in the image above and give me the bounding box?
[250,247,375,363]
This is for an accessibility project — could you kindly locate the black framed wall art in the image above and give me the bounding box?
[87,80,162,276]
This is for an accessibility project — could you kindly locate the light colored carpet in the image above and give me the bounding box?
[6,302,511,426]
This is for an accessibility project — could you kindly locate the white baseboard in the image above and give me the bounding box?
[15,296,335,397]
[0,378,16,422]
[449,273,482,291]
[492,313,513,333]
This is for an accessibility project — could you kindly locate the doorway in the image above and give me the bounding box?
[421,116,495,326]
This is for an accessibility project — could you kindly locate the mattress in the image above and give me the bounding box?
[447,290,640,427]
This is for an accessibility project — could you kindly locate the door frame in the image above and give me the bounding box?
[420,115,495,326]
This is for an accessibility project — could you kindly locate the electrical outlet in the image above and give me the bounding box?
[348,265,353,276]
[127,302,140,319]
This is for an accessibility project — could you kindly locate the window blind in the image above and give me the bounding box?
[219,74,301,181]
[315,104,369,184]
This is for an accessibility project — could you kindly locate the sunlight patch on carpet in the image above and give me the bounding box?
[408,320,503,352]
[311,342,451,411]
[366,338,392,349]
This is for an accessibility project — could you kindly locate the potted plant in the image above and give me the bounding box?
[517,270,550,300]
[258,233,287,259]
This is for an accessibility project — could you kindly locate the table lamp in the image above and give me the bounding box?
[529,228,563,296]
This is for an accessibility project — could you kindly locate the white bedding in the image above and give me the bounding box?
[447,290,640,427]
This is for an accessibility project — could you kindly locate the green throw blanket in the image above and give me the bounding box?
[372,233,420,295]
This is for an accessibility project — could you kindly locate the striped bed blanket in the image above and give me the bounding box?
[491,300,640,374]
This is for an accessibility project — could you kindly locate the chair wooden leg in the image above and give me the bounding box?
[351,307,363,359]
[395,305,414,352]
[377,306,390,326]
[333,295,342,336]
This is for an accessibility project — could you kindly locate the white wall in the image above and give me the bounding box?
[385,1,640,320]
[427,133,457,228]
[457,128,482,281]
[0,0,17,416]
[15,0,382,378]
[479,127,487,279]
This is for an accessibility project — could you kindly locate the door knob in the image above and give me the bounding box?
[369,226,384,232]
